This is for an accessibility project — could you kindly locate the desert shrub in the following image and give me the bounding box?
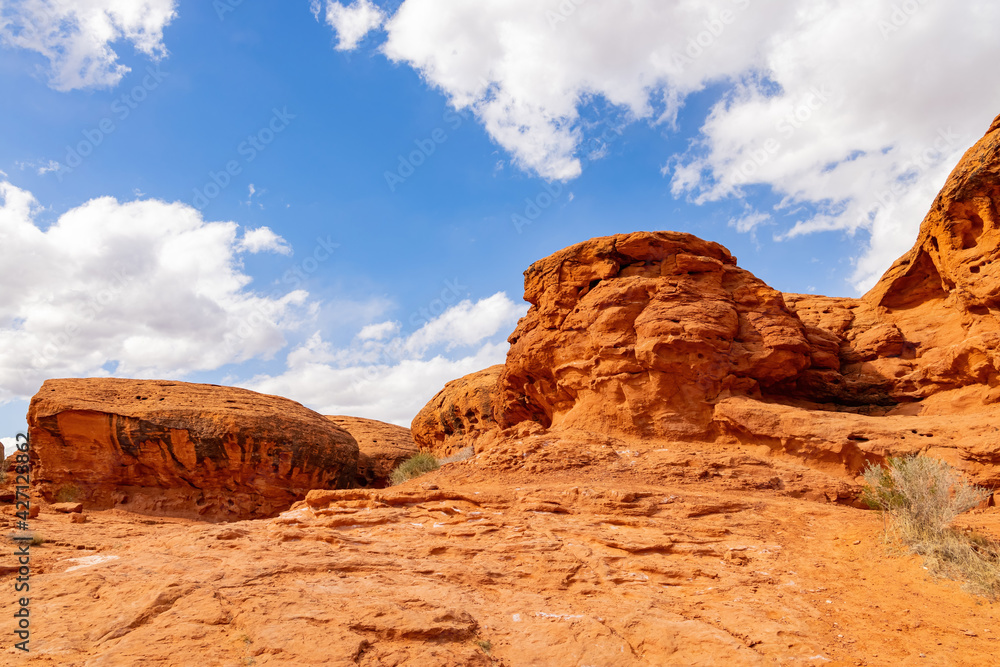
[390,452,439,486]
[54,484,83,503]
[862,455,1000,598]
[438,445,475,465]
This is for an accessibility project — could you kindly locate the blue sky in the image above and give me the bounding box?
[2,0,999,453]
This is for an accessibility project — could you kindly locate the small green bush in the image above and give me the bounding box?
[54,484,82,503]
[862,454,1000,598]
[390,452,440,486]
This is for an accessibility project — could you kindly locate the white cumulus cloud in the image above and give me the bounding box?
[237,226,292,255]
[244,292,525,425]
[327,0,1000,291]
[0,0,178,91]
[324,0,385,51]
[0,180,310,401]
[1,436,15,460]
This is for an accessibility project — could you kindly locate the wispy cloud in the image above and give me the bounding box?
[0,0,178,91]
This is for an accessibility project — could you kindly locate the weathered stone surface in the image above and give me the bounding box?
[867,114,1000,314]
[52,502,83,514]
[4,459,999,665]
[419,113,1000,486]
[495,232,811,439]
[410,365,503,457]
[325,415,418,487]
[28,378,359,520]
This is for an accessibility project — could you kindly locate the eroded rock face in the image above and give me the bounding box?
[410,365,503,456]
[495,232,812,438]
[28,378,359,520]
[868,115,1000,313]
[420,113,1000,486]
[325,415,418,487]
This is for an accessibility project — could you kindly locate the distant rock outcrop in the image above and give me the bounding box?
[325,415,418,487]
[28,378,359,520]
[418,113,1000,487]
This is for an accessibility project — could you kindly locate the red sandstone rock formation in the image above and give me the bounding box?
[494,231,813,438]
[325,415,418,487]
[418,113,1000,487]
[411,365,503,456]
[28,378,359,520]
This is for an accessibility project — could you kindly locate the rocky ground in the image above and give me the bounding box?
[4,434,999,666]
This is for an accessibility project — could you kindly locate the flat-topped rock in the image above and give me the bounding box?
[28,378,359,520]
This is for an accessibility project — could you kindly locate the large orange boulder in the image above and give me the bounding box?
[28,378,359,520]
[495,231,813,438]
[410,365,503,456]
[325,415,418,487]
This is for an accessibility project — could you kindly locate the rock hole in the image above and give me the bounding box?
[589,279,601,290]
[930,237,940,252]
[960,214,985,249]
[971,265,981,273]
[847,434,870,442]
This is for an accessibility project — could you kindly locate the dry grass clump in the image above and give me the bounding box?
[438,445,474,465]
[390,452,440,486]
[862,454,1000,598]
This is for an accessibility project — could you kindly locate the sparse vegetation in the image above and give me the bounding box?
[390,452,440,485]
[0,457,8,484]
[862,454,1000,598]
[438,445,475,465]
[29,533,45,546]
[476,639,493,655]
[54,484,83,503]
